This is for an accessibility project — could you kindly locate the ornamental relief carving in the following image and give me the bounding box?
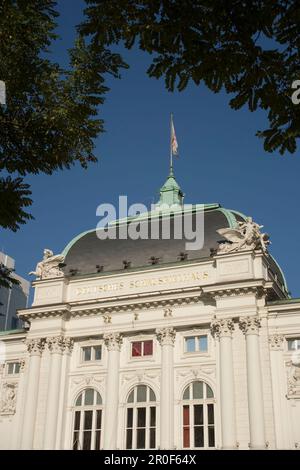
[121,370,159,385]
[0,382,17,415]
[286,354,300,398]
[102,314,112,324]
[71,374,104,389]
[269,334,284,350]
[176,367,215,382]
[20,359,26,372]
[163,308,173,318]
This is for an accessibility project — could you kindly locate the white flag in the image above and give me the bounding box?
[171,116,178,156]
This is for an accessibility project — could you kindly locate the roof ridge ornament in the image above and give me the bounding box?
[216,217,270,254]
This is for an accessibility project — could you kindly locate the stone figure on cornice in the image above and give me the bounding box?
[29,249,65,279]
[216,217,270,254]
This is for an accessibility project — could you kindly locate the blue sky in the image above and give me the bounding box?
[2,0,300,297]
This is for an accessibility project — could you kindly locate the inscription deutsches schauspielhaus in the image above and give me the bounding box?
[76,270,210,297]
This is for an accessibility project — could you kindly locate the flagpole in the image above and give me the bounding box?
[170,113,173,175]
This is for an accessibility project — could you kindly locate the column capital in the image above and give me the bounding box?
[268,333,284,350]
[26,338,45,356]
[46,336,74,354]
[103,332,123,352]
[63,337,74,354]
[156,327,176,346]
[239,316,261,335]
[46,336,66,354]
[210,318,235,338]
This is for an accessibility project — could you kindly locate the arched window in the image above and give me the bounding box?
[182,381,215,449]
[73,388,103,450]
[125,385,157,449]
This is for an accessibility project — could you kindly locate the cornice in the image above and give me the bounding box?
[267,302,300,313]
[213,248,261,260]
[18,292,214,320]
[71,294,207,317]
[203,279,269,298]
[0,332,27,341]
[18,304,71,321]
[19,277,284,321]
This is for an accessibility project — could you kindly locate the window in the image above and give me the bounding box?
[7,362,21,375]
[287,338,300,351]
[182,381,215,449]
[185,335,208,353]
[125,385,156,449]
[73,388,102,450]
[131,340,153,358]
[82,345,102,362]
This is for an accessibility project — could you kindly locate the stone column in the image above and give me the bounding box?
[21,338,45,449]
[57,338,74,449]
[11,359,26,449]
[211,318,237,449]
[268,334,289,449]
[239,316,266,449]
[103,332,123,449]
[156,327,176,450]
[43,336,71,449]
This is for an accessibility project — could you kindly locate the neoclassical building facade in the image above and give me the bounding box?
[0,173,300,450]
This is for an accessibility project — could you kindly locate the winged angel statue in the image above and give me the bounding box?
[216,217,270,254]
[29,249,65,279]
